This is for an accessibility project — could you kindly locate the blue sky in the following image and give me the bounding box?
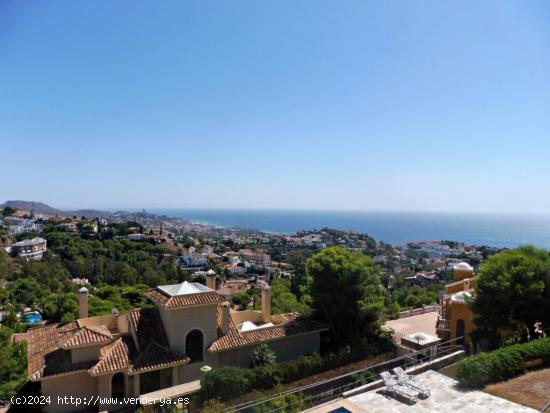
[1,1,549,212]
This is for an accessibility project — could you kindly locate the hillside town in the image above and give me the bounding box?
[2,202,549,413]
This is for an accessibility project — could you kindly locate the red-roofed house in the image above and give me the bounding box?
[14,278,327,412]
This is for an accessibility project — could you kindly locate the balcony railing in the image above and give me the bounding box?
[436,317,450,330]
[226,338,465,413]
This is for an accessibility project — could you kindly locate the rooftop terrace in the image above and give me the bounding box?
[346,370,536,413]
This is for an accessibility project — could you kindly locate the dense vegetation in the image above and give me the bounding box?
[307,247,388,350]
[3,228,184,322]
[456,337,550,388]
[0,325,27,401]
[0,224,184,401]
[200,339,393,404]
[391,284,442,310]
[470,245,550,347]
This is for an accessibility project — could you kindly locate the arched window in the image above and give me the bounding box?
[111,372,125,399]
[186,329,204,363]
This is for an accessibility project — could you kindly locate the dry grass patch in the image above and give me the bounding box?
[484,367,550,410]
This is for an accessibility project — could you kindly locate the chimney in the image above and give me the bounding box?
[261,285,272,323]
[79,287,89,319]
[206,270,217,290]
[221,302,231,335]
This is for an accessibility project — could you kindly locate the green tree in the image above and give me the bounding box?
[251,344,276,368]
[271,279,310,315]
[1,206,16,217]
[307,247,386,350]
[231,292,251,309]
[470,245,550,345]
[0,326,27,400]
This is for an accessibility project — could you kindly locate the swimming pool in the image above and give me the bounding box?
[24,311,42,325]
[328,407,352,413]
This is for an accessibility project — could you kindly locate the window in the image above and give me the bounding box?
[456,319,465,345]
[140,370,161,394]
[111,372,125,399]
[186,329,204,362]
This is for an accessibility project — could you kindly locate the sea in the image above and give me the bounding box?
[147,209,550,250]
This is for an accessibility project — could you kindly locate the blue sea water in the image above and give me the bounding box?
[148,209,550,250]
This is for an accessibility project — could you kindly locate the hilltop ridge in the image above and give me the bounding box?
[0,200,111,218]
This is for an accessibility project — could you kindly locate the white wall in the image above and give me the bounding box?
[41,372,98,413]
[159,304,218,354]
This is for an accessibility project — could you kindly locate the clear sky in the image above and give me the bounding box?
[1,1,549,212]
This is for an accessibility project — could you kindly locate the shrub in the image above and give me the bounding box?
[277,353,325,382]
[201,399,226,413]
[251,344,277,368]
[200,367,253,401]
[253,365,282,389]
[252,387,306,413]
[456,337,550,388]
[351,369,376,385]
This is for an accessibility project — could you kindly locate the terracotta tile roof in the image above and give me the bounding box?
[208,312,328,353]
[91,307,189,375]
[13,322,93,380]
[89,336,135,376]
[145,289,225,309]
[16,307,190,380]
[61,325,113,349]
[128,307,170,349]
[89,335,189,376]
[128,341,189,374]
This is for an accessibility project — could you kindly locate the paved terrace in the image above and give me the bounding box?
[384,312,438,341]
[346,370,537,413]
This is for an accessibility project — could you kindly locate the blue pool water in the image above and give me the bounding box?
[24,311,42,325]
[328,408,352,413]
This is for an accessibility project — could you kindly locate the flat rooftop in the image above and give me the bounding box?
[346,370,536,413]
[384,312,438,341]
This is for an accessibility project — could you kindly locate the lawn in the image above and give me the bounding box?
[484,367,550,410]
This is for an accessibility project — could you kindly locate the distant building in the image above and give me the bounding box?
[6,237,47,260]
[58,222,79,233]
[179,250,208,267]
[436,262,475,351]
[7,218,43,235]
[224,251,240,265]
[414,241,463,258]
[128,233,146,241]
[413,271,440,286]
[224,263,245,274]
[238,249,271,266]
[216,279,249,299]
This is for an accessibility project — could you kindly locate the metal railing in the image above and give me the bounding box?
[398,305,440,319]
[436,317,450,330]
[226,337,465,413]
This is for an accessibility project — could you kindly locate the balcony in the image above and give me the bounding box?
[436,317,450,331]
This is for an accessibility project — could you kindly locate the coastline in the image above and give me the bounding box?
[146,209,550,250]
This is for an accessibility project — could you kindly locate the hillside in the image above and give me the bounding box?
[0,200,111,218]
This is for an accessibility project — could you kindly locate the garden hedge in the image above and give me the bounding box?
[456,337,550,388]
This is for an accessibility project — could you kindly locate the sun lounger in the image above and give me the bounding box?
[380,371,419,404]
[393,383,419,404]
[380,371,398,397]
[392,367,431,397]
